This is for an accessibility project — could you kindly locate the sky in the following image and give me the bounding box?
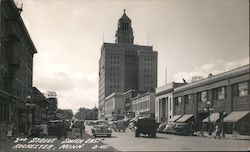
[19,0,249,113]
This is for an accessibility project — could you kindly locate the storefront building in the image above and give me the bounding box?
[173,64,250,135]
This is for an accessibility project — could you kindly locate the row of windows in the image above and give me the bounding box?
[132,100,150,112]
[110,60,120,65]
[110,85,120,89]
[110,78,120,83]
[110,55,120,59]
[144,74,153,78]
[110,72,120,77]
[144,63,153,67]
[144,80,153,84]
[110,67,120,71]
[174,81,249,106]
[144,57,153,62]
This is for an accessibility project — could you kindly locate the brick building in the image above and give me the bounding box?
[98,10,158,119]
[0,0,37,138]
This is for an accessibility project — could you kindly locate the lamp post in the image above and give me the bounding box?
[204,101,214,135]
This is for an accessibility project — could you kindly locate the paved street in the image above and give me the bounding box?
[84,126,250,151]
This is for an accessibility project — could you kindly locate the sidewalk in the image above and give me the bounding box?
[195,131,250,140]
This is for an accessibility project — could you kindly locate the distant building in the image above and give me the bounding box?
[32,87,49,124]
[0,0,37,138]
[104,92,124,120]
[98,10,158,119]
[173,64,250,135]
[155,82,186,123]
[131,91,155,118]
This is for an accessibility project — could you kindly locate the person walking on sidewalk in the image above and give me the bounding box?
[6,122,13,141]
[232,123,239,139]
[214,124,221,139]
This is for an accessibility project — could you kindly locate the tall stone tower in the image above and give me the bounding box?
[98,10,157,119]
[115,9,134,44]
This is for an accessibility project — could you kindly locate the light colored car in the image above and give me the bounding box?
[91,120,112,137]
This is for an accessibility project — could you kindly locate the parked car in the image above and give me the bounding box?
[113,120,127,132]
[134,117,157,138]
[163,122,176,134]
[156,122,167,133]
[91,120,112,137]
[172,123,194,136]
[34,124,48,136]
[72,120,85,137]
[47,120,63,136]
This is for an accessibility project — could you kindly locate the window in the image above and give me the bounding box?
[178,97,182,105]
[197,92,201,102]
[218,87,225,99]
[201,91,207,102]
[174,98,179,106]
[238,82,248,96]
[169,98,171,111]
[184,95,188,105]
[188,94,193,104]
[213,87,226,100]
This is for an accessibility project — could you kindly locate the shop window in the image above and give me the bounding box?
[218,87,226,99]
[201,91,207,102]
[178,97,182,105]
[238,82,248,96]
[213,87,226,100]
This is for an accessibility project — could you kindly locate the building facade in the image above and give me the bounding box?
[0,0,37,138]
[32,87,49,124]
[155,82,186,123]
[173,64,250,135]
[98,10,158,119]
[131,91,155,118]
[104,92,124,120]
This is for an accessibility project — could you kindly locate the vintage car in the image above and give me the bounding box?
[134,117,157,138]
[113,120,127,132]
[172,123,194,136]
[47,120,63,136]
[91,120,112,137]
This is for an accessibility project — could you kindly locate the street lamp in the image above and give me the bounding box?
[204,101,214,135]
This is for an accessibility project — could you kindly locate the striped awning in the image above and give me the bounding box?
[203,113,220,123]
[169,115,182,122]
[176,114,194,123]
[224,111,250,122]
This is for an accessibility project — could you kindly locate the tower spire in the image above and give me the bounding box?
[115,9,134,44]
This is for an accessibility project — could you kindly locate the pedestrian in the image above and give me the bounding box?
[232,123,238,139]
[214,124,221,139]
[79,121,83,138]
[6,122,13,141]
[62,121,67,139]
[57,123,62,140]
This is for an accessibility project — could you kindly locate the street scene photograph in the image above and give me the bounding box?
[0,0,249,151]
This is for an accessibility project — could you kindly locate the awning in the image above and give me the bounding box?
[169,115,182,122]
[176,114,194,123]
[224,111,250,122]
[203,112,225,123]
